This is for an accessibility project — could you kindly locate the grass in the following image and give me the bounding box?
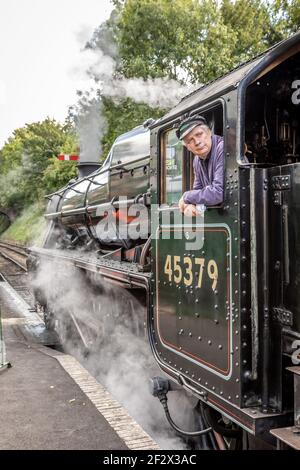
[1,203,47,246]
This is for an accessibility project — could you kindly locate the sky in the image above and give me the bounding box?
[0,0,113,147]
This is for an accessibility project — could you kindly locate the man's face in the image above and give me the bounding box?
[183,125,212,158]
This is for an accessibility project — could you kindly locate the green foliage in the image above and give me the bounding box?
[0,165,26,211]
[42,158,77,195]
[270,0,300,38]
[0,118,78,212]
[113,0,299,84]
[0,135,24,174]
[220,0,273,60]
[113,0,234,83]
[1,202,47,245]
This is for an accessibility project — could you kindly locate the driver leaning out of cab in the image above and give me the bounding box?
[177,115,224,217]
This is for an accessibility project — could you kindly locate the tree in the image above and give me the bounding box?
[0,119,78,212]
[42,157,77,195]
[113,0,237,83]
[112,0,299,84]
[0,135,24,174]
[220,0,274,61]
[269,0,300,39]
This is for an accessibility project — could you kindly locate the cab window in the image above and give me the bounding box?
[161,104,224,206]
[161,129,183,205]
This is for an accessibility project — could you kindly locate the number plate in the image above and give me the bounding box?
[155,223,232,379]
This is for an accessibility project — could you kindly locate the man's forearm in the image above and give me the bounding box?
[183,186,223,206]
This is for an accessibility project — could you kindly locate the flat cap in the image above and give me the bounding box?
[176,115,208,140]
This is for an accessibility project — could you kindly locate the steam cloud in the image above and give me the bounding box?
[32,256,197,449]
[75,98,106,164]
[81,46,194,109]
[70,14,197,163]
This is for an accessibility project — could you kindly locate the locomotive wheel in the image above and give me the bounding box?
[34,288,55,330]
[53,311,88,355]
[42,306,55,330]
[203,405,242,449]
[83,287,146,354]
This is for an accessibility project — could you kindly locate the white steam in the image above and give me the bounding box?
[102,77,192,109]
[82,46,195,109]
[31,257,196,450]
[75,99,106,163]
[70,15,197,163]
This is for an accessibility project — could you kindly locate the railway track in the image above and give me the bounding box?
[0,240,28,271]
[0,241,34,307]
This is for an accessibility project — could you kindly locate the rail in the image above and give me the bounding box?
[0,241,28,271]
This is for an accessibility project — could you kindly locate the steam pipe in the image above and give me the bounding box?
[161,399,212,438]
[261,168,270,412]
[250,167,259,380]
[150,377,212,438]
[213,431,227,450]
[282,204,290,286]
[140,237,151,267]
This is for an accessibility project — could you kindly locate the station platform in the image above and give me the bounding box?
[0,278,159,451]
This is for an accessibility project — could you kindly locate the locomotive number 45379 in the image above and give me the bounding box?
[164,255,218,290]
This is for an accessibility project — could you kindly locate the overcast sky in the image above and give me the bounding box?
[0,0,113,147]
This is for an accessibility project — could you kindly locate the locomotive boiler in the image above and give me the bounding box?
[29,31,300,450]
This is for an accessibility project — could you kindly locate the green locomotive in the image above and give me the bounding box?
[30,31,300,449]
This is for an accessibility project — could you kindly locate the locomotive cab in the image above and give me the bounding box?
[149,32,300,447]
[240,45,300,424]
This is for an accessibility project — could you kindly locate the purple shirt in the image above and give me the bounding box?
[182,134,224,206]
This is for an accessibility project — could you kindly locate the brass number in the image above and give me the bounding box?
[163,255,219,290]
[173,256,182,284]
[195,258,205,288]
[164,255,172,282]
[183,257,193,286]
[208,259,218,290]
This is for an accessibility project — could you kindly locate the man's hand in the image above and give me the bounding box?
[178,197,188,213]
[183,204,199,217]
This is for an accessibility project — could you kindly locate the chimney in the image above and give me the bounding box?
[77,161,101,178]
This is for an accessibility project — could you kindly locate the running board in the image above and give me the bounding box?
[29,247,151,290]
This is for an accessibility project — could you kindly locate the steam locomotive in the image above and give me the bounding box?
[29,31,300,449]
